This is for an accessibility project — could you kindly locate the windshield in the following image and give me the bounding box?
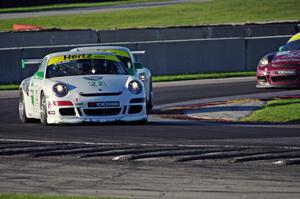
[282,40,300,51]
[116,56,133,69]
[46,59,127,78]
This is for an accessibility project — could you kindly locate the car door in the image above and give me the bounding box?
[28,58,47,113]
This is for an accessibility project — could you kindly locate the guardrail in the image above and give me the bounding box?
[0,35,290,84]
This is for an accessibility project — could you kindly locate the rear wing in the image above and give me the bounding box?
[131,50,146,55]
[21,59,43,69]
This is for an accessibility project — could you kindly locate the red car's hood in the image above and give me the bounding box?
[272,50,300,65]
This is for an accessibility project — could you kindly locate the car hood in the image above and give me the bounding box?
[272,50,300,64]
[49,75,129,94]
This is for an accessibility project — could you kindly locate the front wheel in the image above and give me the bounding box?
[19,92,31,123]
[146,79,153,112]
[40,93,48,126]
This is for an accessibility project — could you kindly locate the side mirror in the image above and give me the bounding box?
[279,46,284,52]
[127,68,135,76]
[34,71,44,80]
[134,63,143,69]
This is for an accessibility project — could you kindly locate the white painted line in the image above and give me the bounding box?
[156,90,300,109]
[153,76,255,88]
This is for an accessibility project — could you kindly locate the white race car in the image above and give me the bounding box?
[70,46,153,111]
[19,51,148,125]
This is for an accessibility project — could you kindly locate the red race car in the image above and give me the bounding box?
[256,39,300,88]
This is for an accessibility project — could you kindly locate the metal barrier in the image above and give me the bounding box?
[0,35,291,84]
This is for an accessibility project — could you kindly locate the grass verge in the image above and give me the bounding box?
[152,71,256,82]
[0,0,299,30]
[0,193,123,199]
[0,0,167,14]
[0,84,19,90]
[241,98,300,123]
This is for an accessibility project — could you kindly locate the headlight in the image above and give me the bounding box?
[258,57,269,67]
[128,80,143,94]
[139,73,146,82]
[53,83,68,97]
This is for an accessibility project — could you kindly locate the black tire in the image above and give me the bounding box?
[133,118,148,125]
[40,92,48,126]
[19,91,31,123]
[146,79,153,112]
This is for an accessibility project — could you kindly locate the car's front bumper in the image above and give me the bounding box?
[46,92,147,124]
[256,68,300,88]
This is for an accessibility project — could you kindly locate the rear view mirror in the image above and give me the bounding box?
[134,63,143,69]
[279,46,284,52]
[127,68,135,76]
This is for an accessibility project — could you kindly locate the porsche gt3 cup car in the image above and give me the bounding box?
[256,39,300,88]
[70,46,153,111]
[19,51,148,125]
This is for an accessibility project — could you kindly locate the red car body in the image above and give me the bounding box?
[256,39,300,88]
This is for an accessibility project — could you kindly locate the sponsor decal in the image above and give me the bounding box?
[47,54,119,66]
[88,101,120,108]
[276,70,296,75]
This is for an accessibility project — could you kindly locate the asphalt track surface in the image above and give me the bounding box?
[0,77,300,147]
[1,78,300,199]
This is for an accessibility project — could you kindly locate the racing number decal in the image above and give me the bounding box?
[88,80,106,87]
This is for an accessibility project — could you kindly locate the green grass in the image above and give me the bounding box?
[0,193,123,199]
[0,0,299,31]
[0,84,19,90]
[241,98,300,123]
[152,71,256,82]
[0,0,168,14]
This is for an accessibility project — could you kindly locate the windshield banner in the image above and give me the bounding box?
[47,54,119,66]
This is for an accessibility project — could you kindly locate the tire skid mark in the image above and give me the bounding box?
[112,147,243,161]
[1,141,300,165]
[233,151,300,163]
[176,148,293,162]
[32,145,145,157]
[0,143,93,156]
[82,146,196,158]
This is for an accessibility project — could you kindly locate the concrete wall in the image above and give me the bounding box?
[0,30,98,48]
[1,22,298,48]
[98,22,299,43]
[135,38,246,75]
[0,35,290,84]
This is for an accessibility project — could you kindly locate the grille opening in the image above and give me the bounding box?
[79,92,122,97]
[59,108,76,116]
[128,105,143,114]
[271,76,298,82]
[130,98,145,103]
[83,108,121,116]
[257,76,267,82]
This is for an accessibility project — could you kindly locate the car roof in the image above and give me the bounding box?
[71,46,131,52]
